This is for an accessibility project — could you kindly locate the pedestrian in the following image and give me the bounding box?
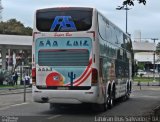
[12,72,15,86]
[24,73,30,85]
[14,72,18,85]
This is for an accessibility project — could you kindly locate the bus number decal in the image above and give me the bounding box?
[50,16,77,31]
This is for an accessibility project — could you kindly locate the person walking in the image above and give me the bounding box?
[14,72,18,85]
[11,72,15,86]
[24,74,30,85]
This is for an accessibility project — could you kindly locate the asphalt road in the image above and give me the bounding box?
[0,85,160,122]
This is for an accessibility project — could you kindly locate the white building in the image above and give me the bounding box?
[0,34,32,70]
[132,40,160,72]
[132,41,157,63]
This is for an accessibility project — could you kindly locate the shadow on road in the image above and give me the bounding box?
[39,97,129,116]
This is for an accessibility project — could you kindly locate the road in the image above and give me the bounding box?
[0,85,160,122]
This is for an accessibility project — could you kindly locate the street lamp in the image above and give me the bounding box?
[116,5,131,34]
[151,38,159,82]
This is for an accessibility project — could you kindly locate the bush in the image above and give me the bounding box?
[0,69,12,85]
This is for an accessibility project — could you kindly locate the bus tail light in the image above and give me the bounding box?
[32,68,36,85]
[92,68,98,84]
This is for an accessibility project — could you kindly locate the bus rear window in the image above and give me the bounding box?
[38,49,89,66]
[36,8,93,32]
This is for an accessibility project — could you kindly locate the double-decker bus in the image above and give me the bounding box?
[32,7,133,111]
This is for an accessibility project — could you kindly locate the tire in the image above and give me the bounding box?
[107,95,113,109]
[112,83,116,102]
[129,81,132,93]
[106,83,114,109]
[125,83,131,100]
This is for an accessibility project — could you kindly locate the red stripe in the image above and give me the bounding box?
[65,59,92,86]
[73,59,92,83]
[75,69,92,86]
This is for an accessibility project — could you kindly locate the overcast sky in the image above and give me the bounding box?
[2,0,160,40]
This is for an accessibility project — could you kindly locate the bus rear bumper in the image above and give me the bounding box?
[32,86,99,104]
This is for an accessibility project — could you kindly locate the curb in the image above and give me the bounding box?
[0,90,32,95]
[0,88,32,95]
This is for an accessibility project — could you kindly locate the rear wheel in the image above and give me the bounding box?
[129,81,132,93]
[107,95,113,109]
[123,82,130,101]
[107,83,115,109]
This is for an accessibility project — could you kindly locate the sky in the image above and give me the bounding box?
[2,0,160,40]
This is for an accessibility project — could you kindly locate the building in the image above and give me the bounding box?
[0,34,32,70]
[132,40,160,72]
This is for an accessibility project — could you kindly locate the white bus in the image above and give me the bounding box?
[32,7,133,111]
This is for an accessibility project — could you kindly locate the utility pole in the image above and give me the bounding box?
[151,38,159,82]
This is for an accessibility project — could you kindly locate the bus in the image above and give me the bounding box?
[32,7,133,111]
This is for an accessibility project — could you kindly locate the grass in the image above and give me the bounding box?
[0,85,23,89]
[133,76,160,82]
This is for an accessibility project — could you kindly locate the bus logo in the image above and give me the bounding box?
[50,16,77,31]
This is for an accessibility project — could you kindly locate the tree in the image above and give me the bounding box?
[156,42,160,62]
[117,0,146,9]
[122,0,146,6]
[0,19,32,36]
[137,62,145,70]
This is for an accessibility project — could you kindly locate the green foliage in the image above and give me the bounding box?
[156,42,160,62]
[123,0,146,6]
[140,73,144,78]
[134,76,159,82]
[137,62,145,70]
[0,19,32,36]
[117,0,146,11]
[0,69,12,85]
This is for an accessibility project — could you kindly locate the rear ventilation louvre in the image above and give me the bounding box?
[38,49,89,66]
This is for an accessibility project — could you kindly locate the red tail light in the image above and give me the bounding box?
[92,68,98,84]
[32,68,36,85]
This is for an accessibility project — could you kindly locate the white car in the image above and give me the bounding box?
[137,70,147,76]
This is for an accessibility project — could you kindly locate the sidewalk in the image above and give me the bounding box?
[133,81,160,86]
[0,86,31,95]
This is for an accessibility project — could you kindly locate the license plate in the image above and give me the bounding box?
[57,87,69,90]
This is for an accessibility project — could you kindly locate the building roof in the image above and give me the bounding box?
[132,41,156,52]
[134,52,157,63]
[0,34,32,46]
[0,34,32,49]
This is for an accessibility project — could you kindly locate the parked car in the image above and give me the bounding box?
[137,70,147,76]
[0,69,13,85]
[150,69,158,73]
